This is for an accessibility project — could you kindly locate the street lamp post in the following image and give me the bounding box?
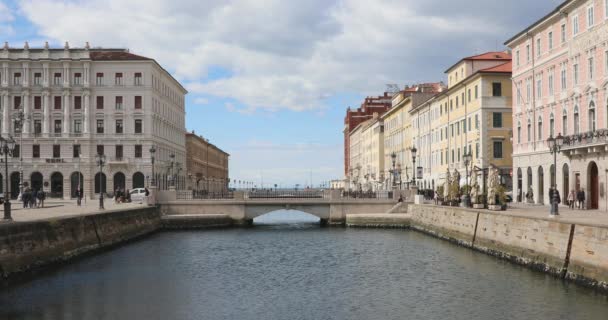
[149,146,156,187]
[95,153,106,210]
[547,133,564,216]
[411,146,418,188]
[462,152,473,207]
[1,136,17,220]
[390,152,397,189]
[12,110,29,196]
[168,153,176,188]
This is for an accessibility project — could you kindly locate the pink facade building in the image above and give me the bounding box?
[506,0,608,210]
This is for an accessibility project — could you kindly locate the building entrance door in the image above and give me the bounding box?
[589,162,599,209]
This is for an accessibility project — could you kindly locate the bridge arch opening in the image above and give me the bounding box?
[252,209,323,226]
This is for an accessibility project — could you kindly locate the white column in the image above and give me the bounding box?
[42,91,50,135]
[63,91,70,134]
[83,92,90,134]
[2,91,8,134]
[42,63,49,88]
[23,91,30,134]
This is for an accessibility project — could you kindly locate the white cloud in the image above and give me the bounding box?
[0,2,13,22]
[193,97,209,105]
[17,0,550,113]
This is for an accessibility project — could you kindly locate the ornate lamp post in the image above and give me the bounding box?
[95,153,106,210]
[462,152,473,207]
[390,152,397,189]
[411,146,418,188]
[547,133,564,216]
[149,146,156,187]
[1,136,17,220]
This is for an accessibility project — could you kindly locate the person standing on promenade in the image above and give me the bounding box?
[31,189,37,208]
[568,189,575,209]
[38,190,45,208]
[578,188,586,209]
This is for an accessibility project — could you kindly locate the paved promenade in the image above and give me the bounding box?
[0,199,147,223]
[506,203,608,227]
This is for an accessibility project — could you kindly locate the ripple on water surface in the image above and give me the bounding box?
[1,210,608,320]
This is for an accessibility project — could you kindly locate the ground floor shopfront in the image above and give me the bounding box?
[513,150,607,211]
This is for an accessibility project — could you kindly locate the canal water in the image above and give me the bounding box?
[1,210,608,320]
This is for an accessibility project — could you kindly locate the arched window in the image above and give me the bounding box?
[527,119,532,142]
[517,121,522,143]
[589,101,596,132]
[562,108,568,135]
[549,113,555,137]
[538,116,543,140]
[574,105,580,134]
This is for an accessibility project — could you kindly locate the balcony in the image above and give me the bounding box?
[46,158,64,163]
[108,157,129,165]
[561,130,608,156]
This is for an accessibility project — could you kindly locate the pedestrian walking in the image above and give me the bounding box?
[578,188,586,209]
[568,189,575,209]
[76,187,82,206]
[22,189,29,208]
[38,189,45,208]
[30,189,37,208]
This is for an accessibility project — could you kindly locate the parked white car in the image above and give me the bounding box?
[130,188,147,203]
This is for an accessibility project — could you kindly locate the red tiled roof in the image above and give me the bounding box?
[90,51,152,61]
[479,61,512,73]
[445,51,511,73]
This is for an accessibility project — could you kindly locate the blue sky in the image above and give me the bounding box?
[0,0,561,187]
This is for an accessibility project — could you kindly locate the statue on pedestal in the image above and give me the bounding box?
[470,169,480,204]
[443,169,451,200]
[487,165,500,205]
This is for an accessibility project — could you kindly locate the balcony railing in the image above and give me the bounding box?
[562,130,608,151]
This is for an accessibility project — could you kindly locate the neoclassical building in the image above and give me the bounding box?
[0,42,187,199]
[185,132,229,192]
[507,0,608,210]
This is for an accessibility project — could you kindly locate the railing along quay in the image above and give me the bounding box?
[176,190,235,200]
[341,190,393,199]
[245,190,326,199]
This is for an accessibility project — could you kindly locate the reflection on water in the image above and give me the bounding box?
[1,210,608,320]
[253,209,320,227]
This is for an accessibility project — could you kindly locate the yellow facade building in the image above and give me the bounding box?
[409,52,513,191]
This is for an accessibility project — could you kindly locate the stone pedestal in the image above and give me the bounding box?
[414,195,424,205]
[488,204,502,211]
[146,186,157,206]
[473,204,485,209]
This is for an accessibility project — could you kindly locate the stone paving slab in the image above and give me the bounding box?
[505,203,608,227]
[0,198,147,223]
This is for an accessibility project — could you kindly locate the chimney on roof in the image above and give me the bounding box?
[24,42,29,50]
[64,41,69,50]
[44,41,49,50]
[3,42,8,50]
[192,129,195,134]
[85,42,90,50]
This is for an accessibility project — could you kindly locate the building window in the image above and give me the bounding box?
[134,72,142,86]
[32,145,40,158]
[74,73,82,85]
[517,122,521,143]
[475,114,479,129]
[605,51,608,74]
[561,24,566,43]
[74,119,82,134]
[550,114,555,137]
[53,73,62,85]
[526,44,530,62]
[493,141,503,159]
[493,113,502,128]
[538,116,543,140]
[574,106,580,134]
[536,38,541,57]
[548,31,553,50]
[115,96,123,110]
[54,120,62,134]
[475,85,479,99]
[135,96,142,109]
[33,72,41,85]
[492,82,502,97]
[73,145,81,158]
[589,56,594,80]
[573,62,579,85]
[134,119,142,134]
[135,145,142,158]
[12,145,19,158]
[588,5,595,27]
[96,119,104,134]
[589,102,596,131]
[13,120,21,134]
[74,96,82,109]
[14,96,21,109]
[467,89,471,102]
[96,96,104,109]
[468,117,471,131]
[456,96,459,108]
[561,65,567,90]
[115,145,123,159]
[34,96,42,109]
[536,77,542,99]
[34,120,42,134]
[97,145,104,155]
[54,96,61,110]
[475,143,479,158]
[13,72,21,85]
[516,50,520,66]
[115,119,123,134]
[573,15,579,35]
[115,73,123,85]
[562,109,568,135]
[548,71,554,95]
[53,145,60,158]
[96,73,104,85]
[527,120,531,142]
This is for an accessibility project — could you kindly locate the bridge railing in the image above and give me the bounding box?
[245,190,327,199]
[176,190,235,200]
[341,190,393,200]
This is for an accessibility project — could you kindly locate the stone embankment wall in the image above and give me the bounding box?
[0,207,161,280]
[408,204,608,292]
